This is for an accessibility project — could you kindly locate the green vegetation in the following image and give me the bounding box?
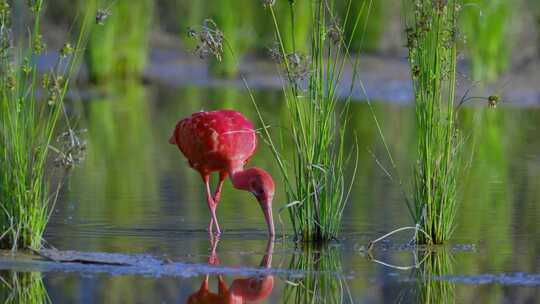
[0,0,89,250]
[460,0,510,82]
[253,0,366,242]
[0,272,49,303]
[404,0,462,245]
[85,0,154,84]
[282,245,351,303]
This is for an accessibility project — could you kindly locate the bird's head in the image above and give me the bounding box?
[246,168,275,205]
[230,167,275,237]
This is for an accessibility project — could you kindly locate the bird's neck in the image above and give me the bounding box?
[229,166,251,192]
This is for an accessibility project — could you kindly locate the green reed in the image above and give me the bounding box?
[460,0,510,82]
[404,0,462,245]
[254,0,365,242]
[282,245,351,303]
[0,0,89,250]
[85,0,153,84]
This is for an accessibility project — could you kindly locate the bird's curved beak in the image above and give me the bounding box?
[260,198,275,238]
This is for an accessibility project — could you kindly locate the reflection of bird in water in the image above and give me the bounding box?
[170,110,275,237]
[187,237,274,304]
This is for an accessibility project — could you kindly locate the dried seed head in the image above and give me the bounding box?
[6,75,15,90]
[327,23,343,45]
[188,19,224,61]
[285,52,309,84]
[187,26,197,38]
[96,9,111,25]
[52,129,87,169]
[22,57,31,74]
[412,65,421,78]
[40,73,49,88]
[60,42,74,57]
[0,28,11,55]
[54,75,64,90]
[488,95,499,108]
[267,43,282,63]
[433,0,447,12]
[27,0,41,12]
[261,0,275,7]
[48,91,57,106]
[33,34,46,54]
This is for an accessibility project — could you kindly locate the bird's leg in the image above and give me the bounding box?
[204,175,221,236]
[213,171,227,204]
[206,172,226,235]
[207,172,226,235]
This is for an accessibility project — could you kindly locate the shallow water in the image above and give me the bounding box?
[1,83,539,303]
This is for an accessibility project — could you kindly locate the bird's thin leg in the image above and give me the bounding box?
[204,175,221,235]
[208,172,227,234]
[213,171,227,205]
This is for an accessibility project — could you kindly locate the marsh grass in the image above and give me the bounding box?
[460,0,510,82]
[0,0,89,250]
[85,0,153,84]
[253,0,367,242]
[282,245,352,304]
[404,0,462,245]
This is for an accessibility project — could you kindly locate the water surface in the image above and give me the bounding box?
[1,83,539,303]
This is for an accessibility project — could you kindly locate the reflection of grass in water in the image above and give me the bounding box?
[72,83,158,247]
[283,245,351,304]
[459,109,511,281]
[85,0,154,84]
[0,272,50,304]
[404,0,461,245]
[412,250,455,304]
[460,0,510,82]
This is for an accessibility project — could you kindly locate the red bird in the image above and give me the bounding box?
[169,110,275,237]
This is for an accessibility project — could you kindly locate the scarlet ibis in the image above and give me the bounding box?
[169,110,275,237]
[187,238,274,304]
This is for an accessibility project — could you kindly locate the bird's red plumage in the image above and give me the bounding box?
[171,110,257,175]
